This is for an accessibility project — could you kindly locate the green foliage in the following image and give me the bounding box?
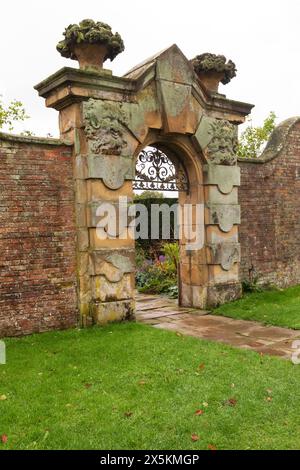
[135,242,179,298]
[134,195,178,255]
[20,130,36,137]
[134,190,163,201]
[242,278,263,294]
[0,96,28,131]
[57,19,124,62]
[237,111,277,159]
[163,242,179,271]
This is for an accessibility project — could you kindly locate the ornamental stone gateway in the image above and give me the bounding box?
[35,19,253,327]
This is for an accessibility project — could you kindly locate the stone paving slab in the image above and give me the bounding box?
[135,292,300,359]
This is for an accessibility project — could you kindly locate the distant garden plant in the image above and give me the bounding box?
[56,19,124,62]
[0,96,28,131]
[238,111,277,159]
[136,242,179,298]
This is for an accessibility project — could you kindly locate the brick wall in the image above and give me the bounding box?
[239,118,300,288]
[0,134,77,336]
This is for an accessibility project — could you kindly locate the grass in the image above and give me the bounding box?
[213,285,300,329]
[1,322,300,450]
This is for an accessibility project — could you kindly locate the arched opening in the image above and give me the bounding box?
[132,139,205,309]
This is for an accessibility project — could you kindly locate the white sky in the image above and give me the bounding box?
[1,0,299,136]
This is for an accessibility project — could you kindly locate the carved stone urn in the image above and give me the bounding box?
[73,43,109,70]
[191,53,236,93]
[56,19,125,71]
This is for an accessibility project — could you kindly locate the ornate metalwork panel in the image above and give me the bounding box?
[133,147,189,192]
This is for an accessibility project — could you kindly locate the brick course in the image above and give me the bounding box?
[0,135,77,336]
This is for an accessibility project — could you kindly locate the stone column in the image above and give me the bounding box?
[194,117,242,306]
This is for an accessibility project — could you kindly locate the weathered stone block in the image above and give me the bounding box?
[206,225,238,244]
[92,273,134,302]
[194,117,238,165]
[87,180,133,202]
[156,46,194,84]
[77,228,89,251]
[89,249,135,280]
[87,154,134,189]
[83,99,139,157]
[92,299,135,325]
[159,81,192,134]
[75,203,87,227]
[208,264,239,285]
[86,199,133,229]
[89,228,135,249]
[205,204,241,232]
[180,262,208,285]
[207,243,241,270]
[75,154,88,179]
[207,283,242,308]
[205,186,238,204]
[192,286,208,309]
[203,164,240,194]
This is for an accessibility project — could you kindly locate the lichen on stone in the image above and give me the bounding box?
[56,19,124,61]
[191,53,237,84]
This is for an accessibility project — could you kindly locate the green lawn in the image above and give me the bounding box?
[1,322,300,450]
[214,285,300,329]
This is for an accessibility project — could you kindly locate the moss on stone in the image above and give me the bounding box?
[56,19,124,62]
[191,53,237,85]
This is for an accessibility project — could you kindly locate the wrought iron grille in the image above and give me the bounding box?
[133,147,189,192]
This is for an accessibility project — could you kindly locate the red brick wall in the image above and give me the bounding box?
[239,118,300,287]
[0,134,77,336]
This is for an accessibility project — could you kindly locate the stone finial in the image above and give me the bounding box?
[56,19,125,70]
[191,53,237,93]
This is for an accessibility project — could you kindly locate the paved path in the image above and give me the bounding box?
[136,293,300,359]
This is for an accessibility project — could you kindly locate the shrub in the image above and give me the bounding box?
[238,111,277,159]
[135,243,179,298]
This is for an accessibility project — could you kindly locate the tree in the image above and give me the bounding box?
[0,96,28,131]
[237,111,277,159]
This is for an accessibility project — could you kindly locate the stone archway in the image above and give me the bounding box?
[36,43,253,326]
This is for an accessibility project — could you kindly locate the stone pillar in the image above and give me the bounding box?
[194,117,242,307]
[36,69,139,326]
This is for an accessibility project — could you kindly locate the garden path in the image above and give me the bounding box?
[135,293,300,359]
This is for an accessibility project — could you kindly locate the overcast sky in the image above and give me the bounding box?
[1,0,299,136]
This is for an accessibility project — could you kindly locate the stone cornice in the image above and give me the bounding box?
[34,67,136,110]
[34,45,254,123]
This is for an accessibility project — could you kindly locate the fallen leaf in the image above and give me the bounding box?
[1,434,8,444]
[208,444,217,451]
[266,389,272,395]
[198,363,205,370]
[191,434,200,442]
[124,411,133,418]
[203,402,209,408]
[0,395,7,401]
[194,409,204,416]
[138,380,146,386]
[231,383,235,388]
[266,397,272,402]
[84,383,92,389]
[176,332,182,337]
[223,398,237,407]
